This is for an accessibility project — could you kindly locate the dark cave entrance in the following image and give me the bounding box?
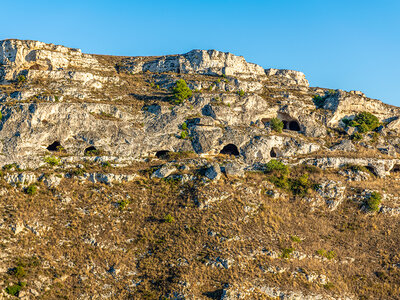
[270,148,278,158]
[47,141,62,152]
[84,146,98,156]
[392,164,400,173]
[365,166,377,176]
[288,120,301,131]
[155,150,170,159]
[220,144,240,156]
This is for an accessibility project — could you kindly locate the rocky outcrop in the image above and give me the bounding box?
[303,157,399,178]
[323,90,400,127]
[122,49,267,79]
[0,39,111,83]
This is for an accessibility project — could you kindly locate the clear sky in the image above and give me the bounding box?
[1,0,399,106]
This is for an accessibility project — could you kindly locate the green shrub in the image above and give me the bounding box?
[265,159,289,175]
[269,175,290,190]
[17,75,26,83]
[180,131,188,139]
[0,111,2,121]
[70,168,85,176]
[351,132,363,141]
[317,249,336,260]
[346,112,380,133]
[11,266,26,278]
[181,122,188,131]
[164,214,175,223]
[281,247,294,259]
[25,184,37,195]
[44,155,60,166]
[270,118,284,133]
[366,191,382,212]
[354,112,380,131]
[172,79,192,105]
[102,161,111,168]
[289,173,310,197]
[118,199,130,211]
[237,90,245,97]
[290,235,301,243]
[313,95,325,108]
[5,282,25,296]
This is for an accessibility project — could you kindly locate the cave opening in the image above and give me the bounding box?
[47,141,62,152]
[84,146,98,156]
[288,120,301,131]
[392,164,400,173]
[220,144,240,156]
[365,166,377,176]
[156,150,170,159]
[270,148,278,158]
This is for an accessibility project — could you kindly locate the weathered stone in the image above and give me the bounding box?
[223,161,245,177]
[330,140,356,152]
[122,49,267,79]
[151,164,177,179]
[204,163,221,180]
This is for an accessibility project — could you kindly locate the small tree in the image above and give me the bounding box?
[270,118,284,133]
[172,79,192,104]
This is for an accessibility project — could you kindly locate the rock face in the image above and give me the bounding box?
[0,38,398,170]
[122,49,267,79]
[0,39,110,83]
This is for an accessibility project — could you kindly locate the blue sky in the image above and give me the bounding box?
[1,0,399,105]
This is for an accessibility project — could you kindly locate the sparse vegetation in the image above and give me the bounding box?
[180,130,188,139]
[313,95,325,108]
[17,75,26,84]
[44,155,61,166]
[290,235,301,243]
[102,161,111,168]
[181,122,188,131]
[118,199,130,210]
[237,90,245,97]
[164,214,175,223]
[281,247,294,259]
[316,249,336,260]
[25,184,37,195]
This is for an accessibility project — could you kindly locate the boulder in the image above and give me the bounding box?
[204,163,221,180]
[223,161,245,177]
[151,165,177,179]
[330,140,356,152]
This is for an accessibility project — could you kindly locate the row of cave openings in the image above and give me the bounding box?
[47,141,97,155]
[261,117,301,132]
[156,144,278,159]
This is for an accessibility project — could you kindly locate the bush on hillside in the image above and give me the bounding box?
[270,118,284,133]
[172,79,192,104]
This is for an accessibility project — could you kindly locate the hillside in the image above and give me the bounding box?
[0,39,400,299]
